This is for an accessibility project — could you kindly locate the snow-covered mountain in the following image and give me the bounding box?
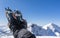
[42,23,60,32]
[42,23,60,36]
[31,23,60,36]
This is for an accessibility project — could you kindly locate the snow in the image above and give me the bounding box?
[36,36,60,38]
[0,36,14,38]
[42,23,55,32]
[55,32,60,36]
[0,35,60,38]
[27,26,32,32]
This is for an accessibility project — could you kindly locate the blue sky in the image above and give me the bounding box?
[0,0,60,26]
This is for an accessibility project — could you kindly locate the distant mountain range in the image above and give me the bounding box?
[30,23,60,36]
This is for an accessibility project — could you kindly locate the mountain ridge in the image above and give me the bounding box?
[31,23,60,36]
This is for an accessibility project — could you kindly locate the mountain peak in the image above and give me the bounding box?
[45,23,55,26]
[42,23,56,31]
[48,23,56,26]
